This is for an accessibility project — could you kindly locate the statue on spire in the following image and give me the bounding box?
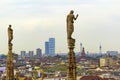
[66,10,78,46]
[67,10,78,39]
[8,25,13,44]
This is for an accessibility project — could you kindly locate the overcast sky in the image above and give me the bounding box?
[0,0,120,54]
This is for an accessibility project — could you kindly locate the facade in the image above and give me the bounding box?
[100,58,106,67]
[45,38,55,56]
[36,48,42,57]
[21,51,26,59]
[100,55,113,67]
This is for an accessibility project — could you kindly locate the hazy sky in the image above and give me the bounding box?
[0,0,120,54]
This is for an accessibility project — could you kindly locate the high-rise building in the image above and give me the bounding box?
[45,41,49,55]
[36,48,42,57]
[21,51,26,59]
[28,51,34,58]
[45,38,55,56]
[49,38,55,55]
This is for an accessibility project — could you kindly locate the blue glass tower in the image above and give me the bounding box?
[45,41,49,55]
[45,38,55,56]
[49,38,55,55]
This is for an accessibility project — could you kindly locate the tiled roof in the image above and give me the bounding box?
[103,78,116,80]
[80,76,102,80]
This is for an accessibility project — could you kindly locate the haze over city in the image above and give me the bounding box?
[0,0,120,54]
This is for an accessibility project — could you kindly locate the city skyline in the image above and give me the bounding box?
[0,0,120,54]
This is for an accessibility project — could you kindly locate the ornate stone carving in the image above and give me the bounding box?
[6,25,14,80]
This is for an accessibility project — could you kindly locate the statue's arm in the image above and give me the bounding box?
[74,14,78,20]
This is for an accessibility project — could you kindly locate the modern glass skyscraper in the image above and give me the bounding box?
[45,38,55,56]
[49,38,55,55]
[45,41,49,55]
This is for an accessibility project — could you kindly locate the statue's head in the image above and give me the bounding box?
[9,24,11,27]
[70,10,74,14]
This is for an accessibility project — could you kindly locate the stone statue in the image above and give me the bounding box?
[67,10,78,39]
[8,25,13,44]
[67,10,78,46]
